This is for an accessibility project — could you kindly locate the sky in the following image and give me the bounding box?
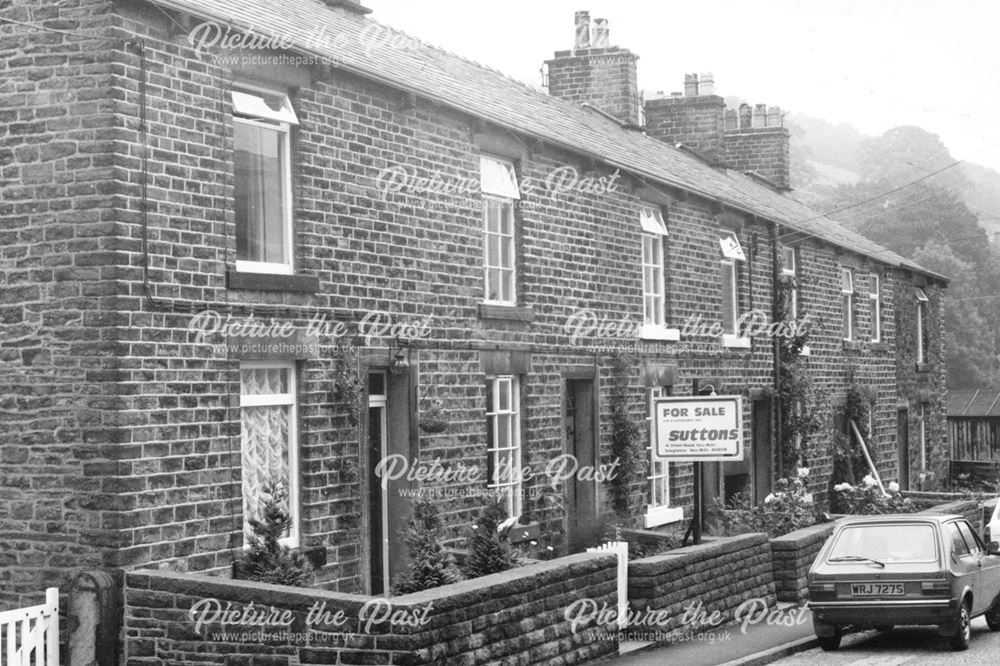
[366,0,1000,174]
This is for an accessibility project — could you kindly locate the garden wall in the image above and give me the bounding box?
[917,498,983,531]
[769,522,838,603]
[627,534,775,632]
[123,552,619,665]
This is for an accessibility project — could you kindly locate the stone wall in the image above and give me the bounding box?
[627,534,775,631]
[769,522,838,602]
[123,552,619,665]
[917,498,983,531]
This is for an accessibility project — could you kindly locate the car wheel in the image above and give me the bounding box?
[818,627,842,652]
[986,603,1000,632]
[951,601,971,651]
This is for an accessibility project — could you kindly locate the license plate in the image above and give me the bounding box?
[851,583,904,596]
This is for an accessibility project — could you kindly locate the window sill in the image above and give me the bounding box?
[478,303,534,323]
[721,334,751,349]
[916,362,931,374]
[643,505,684,529]
[227,270,319,293]
[639,325,680,342]
[842,339,862,352]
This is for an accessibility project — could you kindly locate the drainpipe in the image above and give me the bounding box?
[770,222,783,479]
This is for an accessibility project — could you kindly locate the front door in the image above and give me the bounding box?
[366,369,413,595]
[752,397,773,504]
[897,408,910,490]
[565,380,598,550]
[367,371,389,594]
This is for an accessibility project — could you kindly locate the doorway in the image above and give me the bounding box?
[565,379,598,550]
[752,397,774,504]
[897,408,910,490]
[366,369,413,595]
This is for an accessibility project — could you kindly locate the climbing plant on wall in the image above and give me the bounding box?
[608,351,641,520]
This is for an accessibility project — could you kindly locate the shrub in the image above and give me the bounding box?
[716,468,817,538]
[234,480,313,587]
[392,497,461,594]
[464,500,519,578]
[833,476,917,514]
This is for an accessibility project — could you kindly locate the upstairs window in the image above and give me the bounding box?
[232,87,298,275]
[781,246,798,321]
[481,156,520,305]
[869,275,881,343]
[719,231,747,344]
[841,268,854,341]
[916,288,929,363]
[641,205,668,330]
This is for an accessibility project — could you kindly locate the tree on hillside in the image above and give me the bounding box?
[828,182,990,265]
[857,126,970,194]
[911,243,1000,388]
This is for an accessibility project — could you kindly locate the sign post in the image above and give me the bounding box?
[652,395,744,545]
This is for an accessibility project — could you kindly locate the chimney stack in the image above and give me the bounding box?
[545,11,641,126]
[723,100,790,190]
[644,72,726,165]
[645,74,792,189]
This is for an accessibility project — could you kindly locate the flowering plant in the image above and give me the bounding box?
[833,475,916,514]
[717,468,817,538]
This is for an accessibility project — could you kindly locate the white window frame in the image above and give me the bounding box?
[781,246,798,321]
[645,387,684,527]
[720,231,749,348]
[232,84,298,276]
[916,288,929,364]
[639,206,679,341]
[486,375,522,523]
[239,361,299,548]
[841,268,854,341]
[869,275,881,343]
[481,155,519,305]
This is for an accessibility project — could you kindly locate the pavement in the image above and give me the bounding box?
[610,603,818,666]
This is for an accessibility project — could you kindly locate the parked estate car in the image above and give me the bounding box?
[984,499,1000,544]
[808,514,1000,651]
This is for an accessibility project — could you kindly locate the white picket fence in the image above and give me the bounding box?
[0,588,59,666]
[587,540,628,629]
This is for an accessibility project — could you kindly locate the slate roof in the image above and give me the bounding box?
[948,390,1000,418]
[153,0,945,280]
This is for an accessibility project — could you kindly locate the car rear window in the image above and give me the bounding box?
[828,523,938,563]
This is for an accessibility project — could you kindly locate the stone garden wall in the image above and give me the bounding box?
[123,552,619,665]
[627,533,775,633]
[769,522,838,603]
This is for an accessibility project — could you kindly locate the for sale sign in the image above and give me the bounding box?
[653,396,743,462]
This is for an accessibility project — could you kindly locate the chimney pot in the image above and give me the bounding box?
[574,11,591,49]
[699,72,715,96]
[766,106,782,127]
[592,18,609,47]
[684,74,699,97]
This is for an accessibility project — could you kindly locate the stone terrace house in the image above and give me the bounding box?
[0,0,948,606]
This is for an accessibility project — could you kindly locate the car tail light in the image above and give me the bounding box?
[921,580,950,596]
[808,581,836,601]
